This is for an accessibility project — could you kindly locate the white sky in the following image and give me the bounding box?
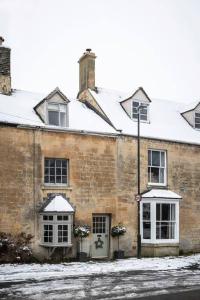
[1,0,200,103]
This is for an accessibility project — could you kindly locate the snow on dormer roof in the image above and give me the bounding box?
[0,89,116,135]
[89,87,200,145]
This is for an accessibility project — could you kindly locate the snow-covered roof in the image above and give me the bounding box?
[142,189,182,199]
[90,87,200,145]
[181,100,200,113]
[0,89,116,135]
[43,195,74,213]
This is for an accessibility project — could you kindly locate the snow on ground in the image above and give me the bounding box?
[0,254,200,282]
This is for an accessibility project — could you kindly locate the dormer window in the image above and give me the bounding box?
[195,112,200,129]
[48,103,67,127]
[132,101,148,121]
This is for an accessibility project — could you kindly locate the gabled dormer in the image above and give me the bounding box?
[120,87,151,122]
[181,101,200,130]
[34,87,70,127]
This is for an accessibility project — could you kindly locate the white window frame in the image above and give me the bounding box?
[131,100,149,122]
[194,111,200,130]
[47,102,68,127]
[148,149,167,186]
[141,198,179,244]
[44,158,69,186]
[40,213,73,247]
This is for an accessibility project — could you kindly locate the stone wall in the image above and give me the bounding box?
[0,125,199,259]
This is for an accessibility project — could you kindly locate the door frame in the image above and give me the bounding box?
[91,213,111,259]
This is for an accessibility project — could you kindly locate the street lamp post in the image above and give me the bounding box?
[137,104,144,259]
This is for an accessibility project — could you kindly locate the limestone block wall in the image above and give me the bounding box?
[0,126,35,235]
[0,125,199,258]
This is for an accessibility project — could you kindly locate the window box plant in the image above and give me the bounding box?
[111,224,126,259]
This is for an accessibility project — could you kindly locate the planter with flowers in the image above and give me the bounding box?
[111,224,126,259]
[74,225,90,261]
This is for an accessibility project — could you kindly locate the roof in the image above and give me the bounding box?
[181,100,200,114]
[42,195,75,213]
[90,87,200,145]
[0,89,116,135]
[120,86,151,104]
[142,189,182,199]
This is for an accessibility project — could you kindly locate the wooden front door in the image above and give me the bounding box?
[92,215,110,258]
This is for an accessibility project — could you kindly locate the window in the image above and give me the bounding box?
[44,158,68,185]
[41,214,72,246]
[156,203,175,239]
[141,200,179,243]
[142,203,151,239]
[48,103,67,127]
[148,150,166,185]
[132,101,148,121]
[195,112,200,129]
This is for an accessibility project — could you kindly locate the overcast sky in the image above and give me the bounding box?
[1,0,200,103]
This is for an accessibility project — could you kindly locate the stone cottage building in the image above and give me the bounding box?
[0,39,200,259]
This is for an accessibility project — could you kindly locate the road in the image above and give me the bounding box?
[0,264,200,299]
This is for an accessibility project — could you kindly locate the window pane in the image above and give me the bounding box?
[143,203,150,220]
[133,102,139,108]
[162,204,170,221]
[132,113,138,119]
[143,222,151,239]
[161,222,170,239]
[62,176,67,184]
[45,159,49,167]
[49,159,55,168]
[50,176,55,183]
[56,168,61,175]
[60,104,66,112]
[160,168,164,183]
[152,151,160,166]
[56,160,62,167]
[170,222,175,239]
[171,204,175,220]
[150,167,159,183]
[60,112,66,127]
[140,114,147,121]
[148,150,151,165]
[156,204,161,221]
[56,176,61,183]
[62,160,67,168]
[50,168,55,175]
[49,111,59,126]
[161,152,165,167]
[48,103,59,110]
[44,175,49,183]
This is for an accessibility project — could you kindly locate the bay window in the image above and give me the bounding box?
[141,199,179,243]
[41,214,72,246]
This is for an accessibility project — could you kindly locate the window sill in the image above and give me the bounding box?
[142,241,179,245]
[40,243,72,247]
[42,185,72,191]
[147,183,167,188]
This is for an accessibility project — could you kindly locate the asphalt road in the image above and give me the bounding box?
[0,265,200,299]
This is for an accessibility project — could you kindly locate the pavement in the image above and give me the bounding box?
[0,257,200,299]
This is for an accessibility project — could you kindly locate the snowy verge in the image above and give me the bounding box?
[0,254,200,282]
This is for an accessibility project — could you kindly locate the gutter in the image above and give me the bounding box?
[17,124,118,138]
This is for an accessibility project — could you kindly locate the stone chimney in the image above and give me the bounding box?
[78,49,96,93]
[0,37,11,95]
